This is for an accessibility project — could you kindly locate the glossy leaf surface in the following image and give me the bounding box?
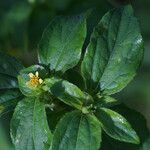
[95,108,140,144]
[51,111,101,150]
[43,77,92,110]
[81,5,144,95]
[95,95,120,108]
[38,14,86,73]
[11,97,52,150]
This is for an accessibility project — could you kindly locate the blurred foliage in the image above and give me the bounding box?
[141,138,150,150]
[0,0,112,66]
[0,0,150,148]
[0,122,13,150]
[0,0,150,55]
[0,125,10,150]
[0,0,150,66]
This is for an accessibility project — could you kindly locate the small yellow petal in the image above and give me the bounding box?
[39,79,43,84]
[27,72,43,88]
[35,71,39,77]
[29,73,34,78]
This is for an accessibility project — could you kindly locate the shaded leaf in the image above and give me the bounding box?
[95,95,120,108]
[63,69,85,90]
[0,74,18,90]
[0,89,23,116]
[0,51,23,77]
[43,77,92,110]
[0,51,24,90]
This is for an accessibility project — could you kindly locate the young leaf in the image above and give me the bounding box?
[38,14,86,73]
[81,5,144,95]
[95,108,140,144]
[51,111,101,150]
[43,77,93,110]
[11,97,52,150]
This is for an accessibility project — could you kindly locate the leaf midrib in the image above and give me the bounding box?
[100,8,125,89]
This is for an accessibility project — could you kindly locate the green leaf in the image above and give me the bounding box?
[43,77,93,110]
[95,95,120,108]
[100,5,144,95]
[101,104,150,150]
[11,97,52,150]
[95,108,140,144]
[0,51,24,89]
[81,5,144,95]
[51,111,101,150]
[0,74,18,89]
[0,51,23,77]
[81,16,109,92]
[0,52,24,115]
[0,89,23,116]
[18,65,48,97]
[38,14,86,73]
[112,104,150,144]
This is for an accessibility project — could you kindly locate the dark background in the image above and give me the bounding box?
[0,0,150,149]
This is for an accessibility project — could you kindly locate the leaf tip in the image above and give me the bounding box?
[133,134,140,145]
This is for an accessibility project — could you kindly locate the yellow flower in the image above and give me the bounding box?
[26,71,43,88]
